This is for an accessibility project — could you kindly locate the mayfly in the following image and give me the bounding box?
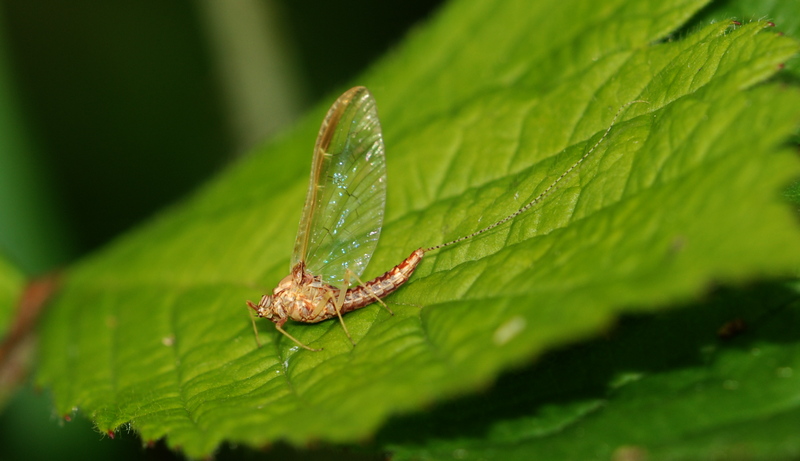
[248,86,644,351]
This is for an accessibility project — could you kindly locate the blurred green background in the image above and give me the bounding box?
[0,1,440,459]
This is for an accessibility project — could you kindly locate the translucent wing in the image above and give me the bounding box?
[291,86,386,287]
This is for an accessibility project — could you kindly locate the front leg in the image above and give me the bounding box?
[245,301,262,348]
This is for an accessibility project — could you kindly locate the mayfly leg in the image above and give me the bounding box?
[247,304,262,348]
[332,275,355,346]
[330,269,396,347]
[275,320,322,352]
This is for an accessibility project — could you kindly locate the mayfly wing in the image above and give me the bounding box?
[291,86,387,287]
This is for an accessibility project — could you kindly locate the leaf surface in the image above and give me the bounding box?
[0,255,22,333]
[386,281,800,461]
[36,0,800,457]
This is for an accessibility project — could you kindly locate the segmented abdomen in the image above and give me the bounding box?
[342,248,424,312]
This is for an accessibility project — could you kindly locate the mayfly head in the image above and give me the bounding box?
[248,273,294,323]
[247,294,275,320]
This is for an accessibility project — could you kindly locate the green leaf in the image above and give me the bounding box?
[385,281,800,461]
[36,0,800,458]
[0,255,23,330]
[690,0,800,76]
[0,253,25,405]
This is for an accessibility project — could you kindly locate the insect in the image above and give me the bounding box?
[248,86,644,351]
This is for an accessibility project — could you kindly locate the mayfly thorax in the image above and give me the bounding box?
[247,86,644,351]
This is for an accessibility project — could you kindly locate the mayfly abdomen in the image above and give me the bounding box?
[342,248,425,313]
